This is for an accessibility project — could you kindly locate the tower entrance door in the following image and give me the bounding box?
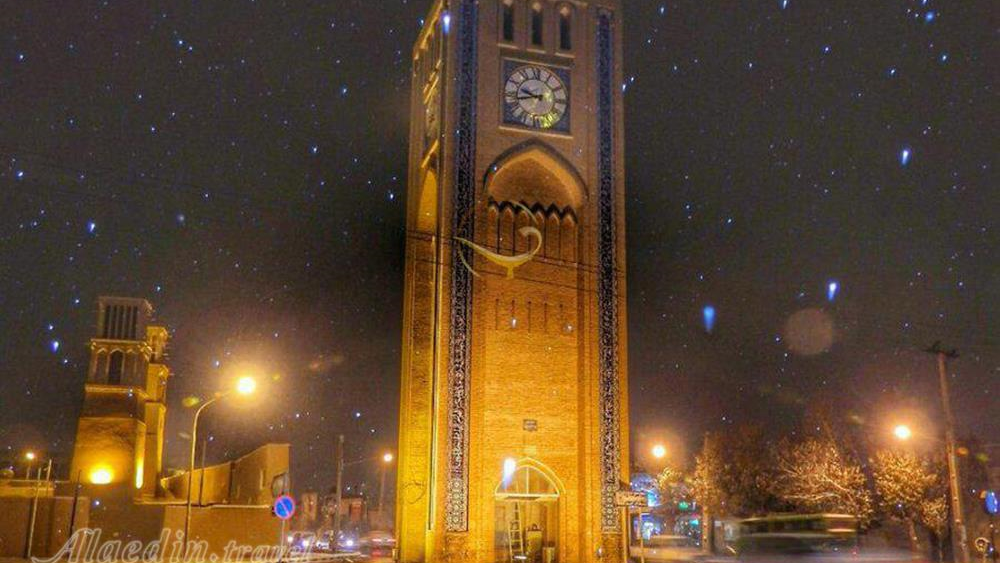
[494,464,561,563]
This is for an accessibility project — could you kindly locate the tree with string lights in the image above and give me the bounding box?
[775,437,874,526]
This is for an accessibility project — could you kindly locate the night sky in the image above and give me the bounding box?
[1,0,996,495]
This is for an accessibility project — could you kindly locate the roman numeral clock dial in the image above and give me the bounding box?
[503,63,569,132]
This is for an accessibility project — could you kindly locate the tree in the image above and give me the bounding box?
[871,449,938,552]
[725,425,780,517]
[775,437,874,526]
[655,461,689,511]
[652,461,693,532]
[690,433,726,553]
[918,495,948,562]
[655,462,685,496]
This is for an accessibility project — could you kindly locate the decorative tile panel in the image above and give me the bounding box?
[596,7,622,533]
[445,0,478,533]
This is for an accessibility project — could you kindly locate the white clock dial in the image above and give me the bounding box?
[503,65,568,129]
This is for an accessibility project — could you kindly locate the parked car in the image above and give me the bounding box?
[286,531,316,552]
[630,534,702,562]
[313,529,335,552]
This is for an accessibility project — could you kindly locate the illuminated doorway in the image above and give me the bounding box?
[494,463,560,563]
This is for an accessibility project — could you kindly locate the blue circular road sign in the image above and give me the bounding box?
[273,494,296,520]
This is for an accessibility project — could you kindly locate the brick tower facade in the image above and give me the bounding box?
[396,1,629,561]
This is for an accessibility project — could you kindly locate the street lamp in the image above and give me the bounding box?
[378,452,395,518]
[236,376,257,395]
[88,466,114,485]
[183,376,257,555]
[24,451,36,479]
[893,424,913,441]
[652,444,667,460]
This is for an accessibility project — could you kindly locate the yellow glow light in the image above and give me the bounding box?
[383,452,394,464]
[24,451,36,461]
[652,444,667,459]
[893,424,913,441]
[89,466,113,485]
[503,458,517,480]
[135,458,144,489]
[236,376,257,395]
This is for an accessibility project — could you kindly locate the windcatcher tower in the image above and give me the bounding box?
[70,297,169,499]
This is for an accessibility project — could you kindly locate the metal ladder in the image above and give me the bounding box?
[508,501,525,562]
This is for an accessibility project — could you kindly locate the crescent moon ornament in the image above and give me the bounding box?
[454,202,544,279]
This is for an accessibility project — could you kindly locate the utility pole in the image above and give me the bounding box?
[68,470,82,536]
[198,438,207,506]
[926,342,969,563]
[25,460,52,558]
[332,434,345,550]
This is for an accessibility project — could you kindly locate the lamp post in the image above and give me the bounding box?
[182,376,256,556]
[377,452,394,519]
[892,417,968,563]
[24,451,36,479]
[329,448,396,543]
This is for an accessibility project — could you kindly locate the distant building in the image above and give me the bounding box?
[1,297,290,558]
[160,443,289,506]
[69,297,169,498]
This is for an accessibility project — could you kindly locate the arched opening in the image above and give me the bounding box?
[494,461,561,563]
[484,141,586,211]
[108,350,124,385]
[501,0,515,43]
[93,349,108,382]
[558,5,572,51]
[483,142,584,265]
[530,3,544,47]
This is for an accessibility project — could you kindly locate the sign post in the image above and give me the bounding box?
[273,495,296,562]
[616,491,649,563]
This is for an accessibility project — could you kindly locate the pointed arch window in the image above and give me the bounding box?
[108,350,124,385]
[558,5,572,51]
[501,0,515,42]
[530,3,544,47]
[496,465,560,499]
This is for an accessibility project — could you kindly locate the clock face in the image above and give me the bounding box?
[503,64,569,130]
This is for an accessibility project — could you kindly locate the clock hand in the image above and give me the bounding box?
[518,87,544,100]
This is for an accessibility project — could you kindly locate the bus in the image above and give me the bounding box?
[736,514,861,560]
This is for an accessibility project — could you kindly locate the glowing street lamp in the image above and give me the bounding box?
[88,466,114,485]
[236,376,257,395]
[652,444,667,460]
[24,451,37,479]
[183,375,257,556]
[893,424,913,441]
[378,452,395,515]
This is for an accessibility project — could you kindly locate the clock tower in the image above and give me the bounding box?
[396,0,629,561]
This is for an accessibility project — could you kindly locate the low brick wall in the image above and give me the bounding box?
[0,496,89,558]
